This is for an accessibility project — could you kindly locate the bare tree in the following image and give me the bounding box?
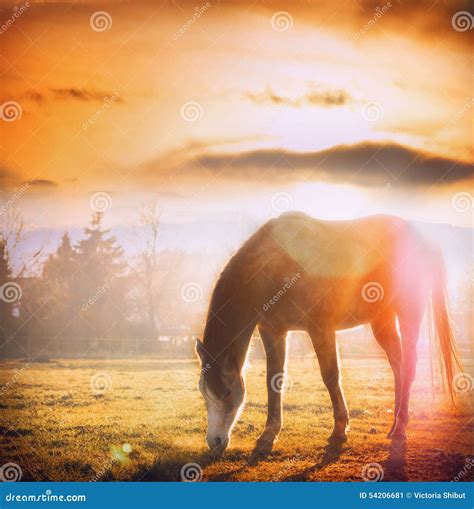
[133,202,161,337]
[0,207,44,277]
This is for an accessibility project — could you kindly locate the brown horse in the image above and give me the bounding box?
[196,212,459,458]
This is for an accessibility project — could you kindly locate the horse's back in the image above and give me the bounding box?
[261,212,412,279]
[232,212,427,330]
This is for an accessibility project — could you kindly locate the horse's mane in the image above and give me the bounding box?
[202,220,276,359]
[212,212,312,298]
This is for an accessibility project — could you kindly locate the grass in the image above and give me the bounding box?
[0,353,472,482]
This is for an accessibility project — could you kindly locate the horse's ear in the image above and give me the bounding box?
[195,338,205,362]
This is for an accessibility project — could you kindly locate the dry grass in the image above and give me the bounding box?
[0,353,473,482]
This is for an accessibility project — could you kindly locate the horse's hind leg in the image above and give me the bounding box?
[371,313,402,438]
[391,310,422,440]
[308,328,349,441]
[251,326,287,459]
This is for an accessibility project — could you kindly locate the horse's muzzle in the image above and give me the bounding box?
[207,436,229,456]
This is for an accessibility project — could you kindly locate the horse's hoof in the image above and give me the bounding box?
[329,433,347,445]
[248,440,274,465]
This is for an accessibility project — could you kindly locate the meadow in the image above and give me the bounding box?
[1,353,472,483]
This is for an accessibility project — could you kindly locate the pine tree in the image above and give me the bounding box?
[40,233,77,333]
[74,212,128,338]
[43,233,76,279]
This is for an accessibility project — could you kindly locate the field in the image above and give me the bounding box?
[1,353,473,482]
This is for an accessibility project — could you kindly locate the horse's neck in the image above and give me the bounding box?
[204,278,256,370]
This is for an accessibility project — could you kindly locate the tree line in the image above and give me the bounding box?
[0,207,210,357]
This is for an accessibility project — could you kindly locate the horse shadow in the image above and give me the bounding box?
[381,438,408,481]
[275,436,407,482]
[127,448,218,482]
[204,439,346,482]
[280,437,346,481]
[201,436,347,481]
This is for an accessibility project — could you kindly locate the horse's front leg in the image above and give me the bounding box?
[309,328,349,442]
[251,326,287,461]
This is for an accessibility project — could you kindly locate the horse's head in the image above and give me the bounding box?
[196,338,245,456]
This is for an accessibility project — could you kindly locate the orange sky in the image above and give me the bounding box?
[0,0,473,229]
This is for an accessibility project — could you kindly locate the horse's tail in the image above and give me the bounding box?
[428,246,461,403]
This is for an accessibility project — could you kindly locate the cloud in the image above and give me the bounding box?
[0,167,21,188]
[181,142,473,187]
[245,86,352,108]
[249,0,473,49]
[0,167,58,191]
[51,88,123,103]
[24,90,45,103]
[25,179,58,188]
[22,88,124,104]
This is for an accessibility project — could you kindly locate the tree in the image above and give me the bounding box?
[43,233,76,279]
[132,202,160,338]
[74,212,129,338]
[38,233,77,334]
[0,207,43,277]
[0,236,13,338]
[0,208,44,345]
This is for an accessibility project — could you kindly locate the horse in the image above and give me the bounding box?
[196,212,460,458]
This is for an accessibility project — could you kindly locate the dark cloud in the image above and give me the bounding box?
[0,166,22,188]
[245,86,352,108]
[248,0,473,47]
[22,88,124,104]
[184,142,473,187]
[0,168,59,191]
[24,90,45,103]
[51,88,123,103]
[25,179,58,188]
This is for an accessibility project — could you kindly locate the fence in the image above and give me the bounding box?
[0,333,200,359]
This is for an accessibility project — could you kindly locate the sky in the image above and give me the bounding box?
[0,0,473,238]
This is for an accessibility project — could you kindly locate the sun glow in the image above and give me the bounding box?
[291,182,370,220]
